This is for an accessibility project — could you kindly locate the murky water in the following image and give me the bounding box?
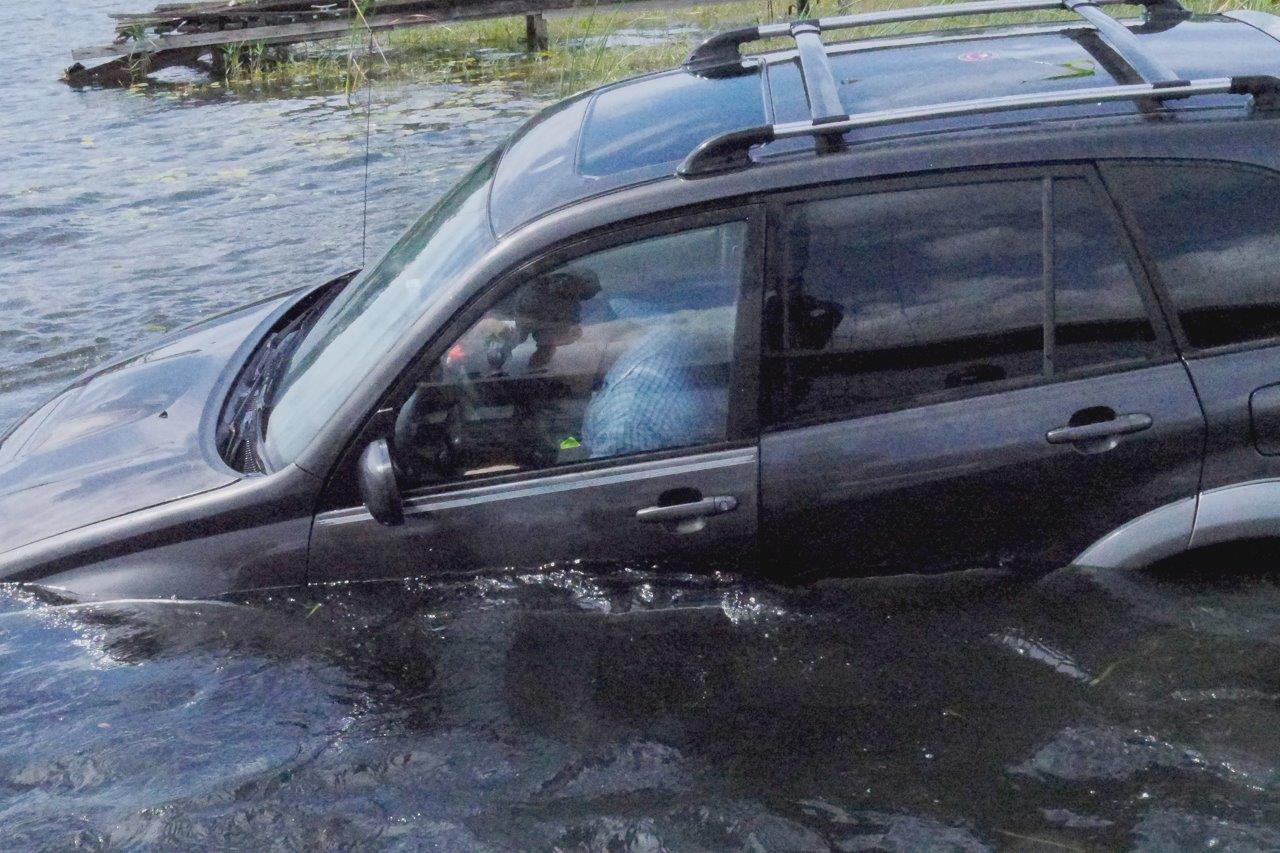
[0,0,543,430]
[6,2,1280,850]
[5,564,1280,849]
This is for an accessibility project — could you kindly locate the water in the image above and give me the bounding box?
[4,565,1280,849]
[0,0,544,429]
[5,3,1280,850]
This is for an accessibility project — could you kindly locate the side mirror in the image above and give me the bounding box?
[357,438,404,526]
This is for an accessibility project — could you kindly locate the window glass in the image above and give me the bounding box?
[392,223,746,487]
[264,154,498,468]
[1106,162,1280,350]
[777,181,1044,422]
[1053,178,1158,374]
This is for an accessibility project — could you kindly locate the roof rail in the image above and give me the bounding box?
[677,75,1280,177]
[685,0,1187,76]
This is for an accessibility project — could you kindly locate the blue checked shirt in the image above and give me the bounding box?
[582,323,728,459]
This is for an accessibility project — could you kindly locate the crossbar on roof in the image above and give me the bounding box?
[685,0,1185,72]
[677,75,1280,176]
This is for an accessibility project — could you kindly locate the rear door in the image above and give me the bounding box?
[309,210,764,582]
[759,167,1206,579]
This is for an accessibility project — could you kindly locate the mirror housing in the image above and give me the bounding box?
[357,438,404,526]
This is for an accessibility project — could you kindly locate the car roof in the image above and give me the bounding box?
[489,9,1280,237]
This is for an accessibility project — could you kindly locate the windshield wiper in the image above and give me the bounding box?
[220,326,289,473]
[220,280,348,473]
[251,299,334,461]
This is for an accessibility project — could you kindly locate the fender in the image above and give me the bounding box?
[1072,496,1197,570]
[1073,478,1280,570]
[1188,479,1280,549]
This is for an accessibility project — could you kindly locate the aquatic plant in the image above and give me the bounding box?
[124,23,152,83]
[221,41,244,81]
[184,0,1248,98]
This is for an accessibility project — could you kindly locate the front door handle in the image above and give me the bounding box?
[1046,412,1153,446]
[636,496,738,524]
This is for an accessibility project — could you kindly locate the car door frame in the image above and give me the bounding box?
[306,203,766,580]
[753,161,1199,579]
[757,162,1182,429]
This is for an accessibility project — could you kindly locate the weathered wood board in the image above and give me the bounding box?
[67,0,748,85]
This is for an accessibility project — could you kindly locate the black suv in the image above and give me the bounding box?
[4,0,1280,599]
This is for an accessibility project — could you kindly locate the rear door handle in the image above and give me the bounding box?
[1046,412,1153,445]
[636,496,738,524]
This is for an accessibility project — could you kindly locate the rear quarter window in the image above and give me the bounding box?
[1103,161,1280,351]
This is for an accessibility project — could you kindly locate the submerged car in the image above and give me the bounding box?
[5,0,1280,599]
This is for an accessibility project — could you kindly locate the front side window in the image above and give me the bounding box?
[392,222,747,488]
[769,174,1159,425]
[1103,161,1280,350]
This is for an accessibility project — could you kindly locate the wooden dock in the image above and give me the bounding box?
[66,0,748,86]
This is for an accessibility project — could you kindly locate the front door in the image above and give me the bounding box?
[759,169,1205,579]
[310,213,763,582]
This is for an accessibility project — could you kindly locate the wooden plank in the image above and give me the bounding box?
[77,0,751,63]
[110,0,463,25]
[76,4,545,61]
[111,4,347,29]
[527,0,748,22]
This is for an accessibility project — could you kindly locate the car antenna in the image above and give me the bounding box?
[360,25,373,268]
[351,0,384,268]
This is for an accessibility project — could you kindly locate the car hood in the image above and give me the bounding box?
[0,294,292,554]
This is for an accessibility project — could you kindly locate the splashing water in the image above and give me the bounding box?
[3,564,1280,849]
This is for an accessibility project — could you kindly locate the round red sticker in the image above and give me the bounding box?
[958,51,995,62]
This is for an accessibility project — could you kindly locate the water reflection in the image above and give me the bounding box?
[0,1,544,431]
[3,563,1280,849]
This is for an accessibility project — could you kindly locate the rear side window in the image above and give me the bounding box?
[1054,178,1159,374]
[1104,162,1280,350]
[775,181,1045,423]
[768,175,1160,425]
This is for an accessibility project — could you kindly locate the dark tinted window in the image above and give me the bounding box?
[776,181,1045,421]
[1053,178,1158,374]
[1106,162,1280,350]
[769,176,1163,425]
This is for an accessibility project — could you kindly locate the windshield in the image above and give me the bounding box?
[263,155,498,468]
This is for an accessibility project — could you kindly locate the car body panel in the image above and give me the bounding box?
[1181,347,1280,492]
[0,279,344,595]
[1171,346,1280,549]
[1072,495,1198,569]
[1190,479,1280,549]
[5,11,1280,598]
[2,465,319,599]
[0,298,283,554]
[27,512,314,602]
[310,447,759,583]
[761,363,1205,579]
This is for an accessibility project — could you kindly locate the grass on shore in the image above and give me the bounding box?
[199,0,1275,98]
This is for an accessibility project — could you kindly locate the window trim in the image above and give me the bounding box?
[336,205,766,505]
[761,163,1178,430]
[1098,157,1280,360]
